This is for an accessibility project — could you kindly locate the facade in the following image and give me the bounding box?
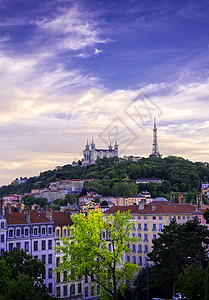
[112,196,153,206]
[104,198,196,268]
[136,178,164,184]
[4,208,55,296]
[82,139,118,165]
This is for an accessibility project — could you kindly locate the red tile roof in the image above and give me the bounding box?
[5,210,53,225]
[51,211,73,226]
[104,203,196,215]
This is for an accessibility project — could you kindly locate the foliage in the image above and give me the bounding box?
[0,260,11,295]
[22,195,48,207]
[178,264,204,300]
[0,249,51,299]
[205,263,209,300]
[203,208,209,224]
[56,210,139,300]
[1,156,209,198]
[1,248,45,280]
[147,218,209,299]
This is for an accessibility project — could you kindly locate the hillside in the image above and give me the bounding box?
[0,156,209,199]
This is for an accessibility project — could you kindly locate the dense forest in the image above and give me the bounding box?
[0,156,209,201]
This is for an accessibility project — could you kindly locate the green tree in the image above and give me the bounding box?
[2,248,45,279]
[0,260,11,295]
[56,210,138,300]
[205,263,209,300]
[148,218,209,299]
[203,208,209,224]
[178,264,204,300]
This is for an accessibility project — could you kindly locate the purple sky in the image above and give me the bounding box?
[0,0,209,185]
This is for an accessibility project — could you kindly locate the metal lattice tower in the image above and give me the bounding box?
[150,118,161,157]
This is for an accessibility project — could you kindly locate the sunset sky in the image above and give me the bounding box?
[0,0,209,185]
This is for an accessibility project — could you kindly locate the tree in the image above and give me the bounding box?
[203,208,209,224]
[56,210,139,300]
[1,248,45,279]
[0,260,11,295]
[148,218,209,299]
[178,264,204,300]
[205,263,209,300]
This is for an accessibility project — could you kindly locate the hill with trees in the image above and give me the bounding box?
[0,156,209,201]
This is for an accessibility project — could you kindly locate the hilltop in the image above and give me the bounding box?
[0,156,209,200]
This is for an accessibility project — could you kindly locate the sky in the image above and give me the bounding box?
[0,0,209,186]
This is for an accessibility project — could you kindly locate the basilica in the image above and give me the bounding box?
[82,139,118,165]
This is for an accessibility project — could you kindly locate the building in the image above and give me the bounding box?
[104,198,196,268]
[136,178,164,184]
[112,195,153,206]
[4,207,55,296]
[82,139,118,165]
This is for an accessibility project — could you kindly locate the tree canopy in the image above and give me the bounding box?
[147,218,209,299]
[56,209,139,300]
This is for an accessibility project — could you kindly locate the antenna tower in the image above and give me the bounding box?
[150,118,161,157]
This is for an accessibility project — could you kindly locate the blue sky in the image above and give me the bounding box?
[0,0,209,185]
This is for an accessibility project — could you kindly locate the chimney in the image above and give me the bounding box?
[24,207,30,222]
[197,194,202,210]
[138,199,146,210]
[17,205,22,214]
[46,207,53,221]
[151,205,156,211]
[0,199,5,215]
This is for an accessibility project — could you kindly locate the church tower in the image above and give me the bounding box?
[114,140,118,157]
[83,139,91,164]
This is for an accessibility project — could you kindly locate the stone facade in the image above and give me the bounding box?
[82,140,118,165]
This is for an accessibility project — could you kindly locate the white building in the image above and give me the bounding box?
[82,139,118,166]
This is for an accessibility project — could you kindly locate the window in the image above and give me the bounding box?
[56,287,60,297]
[1,234,4,243]
[56,257,60,267]
[144,245,148,254]
[71,284,75,295]
[108,244,112,252]
[169,216,172,220]
[187,215,190,219]
[85,275,88,283]
[48,227,52,234]
[159,216,162,220]
[132,256,136,264]
[127,255,130,262]
[42,255,46,263]
[153,234,157,240]
[183,215,185,219]
[137,223,141,230]
[0,249,4,255]
[138,256,142,265]
[34,256,38,260]
[153,216,156,220]
[1,222,4,229]
[9,230,13,237]
[25,229,29,236]
[132,244,136,252]
[138,216,141,220]
[159,224,163,231]
[56,242,60,252]
[42,241,46,250]
[144,223,148,230]
[132,216,135,219]
[48,283,52,294]
[42,227,45,235]
[78,283,82,293]
[178,216,181,219]
[48,268,52,278]
[132,233,135,238]
[144,234,148,242]
[16,242,21,250]
[85,287,88,297]
[63,285,67,296]
[138,244,142,253]
[144,257,148,266]
[34,241,38,251]
[48,254,52,264]
[9,243,13,252]
[56,229,60,237]
[138,233,141,239]
[56,272,60,282]
[63,229,67,237]
[16,229,20,237]
[91,286,95,296]
[48,240,52,249]
[63,271,67,282]
[144,216,147,220]
[152,224,157,231]
[34,228,38,235]
[25,242,29,252]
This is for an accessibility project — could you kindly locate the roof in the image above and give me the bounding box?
[5,210,53,225]
[104,203,196,215]
[51,211,73,226]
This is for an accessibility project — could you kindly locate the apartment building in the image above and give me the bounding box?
[104,197,196,268]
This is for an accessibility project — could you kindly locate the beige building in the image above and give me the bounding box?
[112,195,153,206]
[104,197,196,268]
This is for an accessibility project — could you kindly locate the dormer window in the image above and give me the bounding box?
[25,229,29,236]
[42,227,46,235]
[1,222,4,229]
[34,228,38,235]
[48,227,52,235]
[16,229,20,237]
[9,229,13,237]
